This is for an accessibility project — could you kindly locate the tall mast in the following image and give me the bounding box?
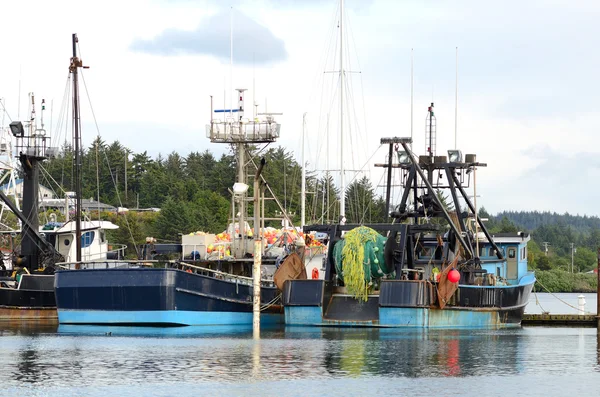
[339,0,345,221]
[410,48,414,146]
[301,112,306,227]
[70,33,83,262]
[454,47,458,149]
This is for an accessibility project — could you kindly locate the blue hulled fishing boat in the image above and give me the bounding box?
[54,87,288,326]
[282,128,535,328]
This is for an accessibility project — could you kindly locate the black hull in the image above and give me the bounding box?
[55,268,283,326]
[0,275,57,321]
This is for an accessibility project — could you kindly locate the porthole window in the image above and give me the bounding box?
[64,239,70,246]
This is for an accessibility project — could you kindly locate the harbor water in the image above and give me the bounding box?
[1,293,599,397]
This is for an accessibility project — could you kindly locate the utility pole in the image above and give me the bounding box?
[124,152,128,201]
[543,242,550,256]
[570,243,576,273]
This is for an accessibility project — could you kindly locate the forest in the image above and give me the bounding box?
[31,138,386,255]
[7,138,599,291]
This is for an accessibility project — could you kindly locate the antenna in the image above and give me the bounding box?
[301,113,306,227]
[339,0,345,221]
[454,46,458,150]
[410,48,414,147]
[230,7,233,117]
[18,65,21,120]
[252,52,256,119]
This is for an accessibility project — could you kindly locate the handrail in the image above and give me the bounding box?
[179,261,275,284]
[54,259,275,285]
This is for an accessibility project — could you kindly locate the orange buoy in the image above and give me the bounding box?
[311,268,319,280]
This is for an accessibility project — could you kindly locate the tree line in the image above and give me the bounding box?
[36,138,387,252]
[12,138,600,275]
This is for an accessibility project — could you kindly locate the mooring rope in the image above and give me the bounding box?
[535,278,589,314]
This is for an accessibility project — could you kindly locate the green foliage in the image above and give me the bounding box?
[345,176,383,224]
[534,269,598,293]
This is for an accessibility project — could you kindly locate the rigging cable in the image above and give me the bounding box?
[79,68,140,257]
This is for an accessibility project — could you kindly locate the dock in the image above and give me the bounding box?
[522,314,598,327]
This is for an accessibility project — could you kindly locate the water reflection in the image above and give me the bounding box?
[282,327,525,378]
[0,323,598,391]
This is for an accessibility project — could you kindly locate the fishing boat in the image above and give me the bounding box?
[54,85,288,326]
[0,37,122,322]
[282,125,535,328]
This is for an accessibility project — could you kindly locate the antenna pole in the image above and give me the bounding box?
[70,33,83,263]
[326,112,330,223]
[339,0,345,221]
[230,7,233,118]
[18,65,21,120]
[410,48,413,146]
[301,112,306,227]
[454,46,458,150]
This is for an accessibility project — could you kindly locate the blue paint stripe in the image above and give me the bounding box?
[58,310,283,326]
[286,306,521,329]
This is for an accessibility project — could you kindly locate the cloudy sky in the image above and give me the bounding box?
[0,0,598,216]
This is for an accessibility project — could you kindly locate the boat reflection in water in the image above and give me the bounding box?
[282,326,527,378]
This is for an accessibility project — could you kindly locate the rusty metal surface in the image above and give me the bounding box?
[437,258,459,309]
[0,307,58,324]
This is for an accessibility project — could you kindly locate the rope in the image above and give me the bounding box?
[533,289,548,314]
[535,278,589,314]
[80,69,139,257]
[260,293,281,311]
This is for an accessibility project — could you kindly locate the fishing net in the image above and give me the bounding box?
[333,226,390,301]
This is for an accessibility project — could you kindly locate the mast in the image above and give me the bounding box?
[455,47,458,150]
[410,48,414,146]
[70,33,83,262]
[339,0,345,222]
[301,113,306,227]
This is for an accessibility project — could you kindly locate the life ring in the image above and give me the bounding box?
[311,267,319,279]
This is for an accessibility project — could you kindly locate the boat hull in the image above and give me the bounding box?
[55,268,283,326]
[0,275,57,322]
[283,277,534,329]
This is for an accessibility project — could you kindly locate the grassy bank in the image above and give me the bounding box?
[533,269,598,293]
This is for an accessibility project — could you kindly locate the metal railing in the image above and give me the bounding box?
[54,259,276,287]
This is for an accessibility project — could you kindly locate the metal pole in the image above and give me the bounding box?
[385,143,393,222]
[326,113,330,223]
[454,47,458,150]
[301,113,306,227]
[597,248,600,329]
[474,166,479,257]
[71,33,82,263]
[410,48,413,146]
[238,141,245,257]
[339,0,345,221]
[253,158,266,338]
[571,243,574,273]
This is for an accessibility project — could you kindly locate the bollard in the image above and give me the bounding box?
[578,295,586,314]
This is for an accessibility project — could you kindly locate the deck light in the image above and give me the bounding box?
[447,150,462,163]
[232,182,249,195]
[9,121,24,137]
[397,150,411,165]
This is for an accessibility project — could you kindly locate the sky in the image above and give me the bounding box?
[0,0,599,216]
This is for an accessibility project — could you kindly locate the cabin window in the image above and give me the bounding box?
[420,247,433,258]
[479,247,487,257]
[64,238,70,246]
[508,248,516,259]
[100,231,106,243]
[521,246,527,260]
[490,248,497,257]
[81,231,95,248]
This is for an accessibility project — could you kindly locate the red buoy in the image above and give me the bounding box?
[312,268,320,280]
[448,269,460,283]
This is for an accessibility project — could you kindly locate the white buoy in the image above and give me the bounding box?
[578,294,586,314]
